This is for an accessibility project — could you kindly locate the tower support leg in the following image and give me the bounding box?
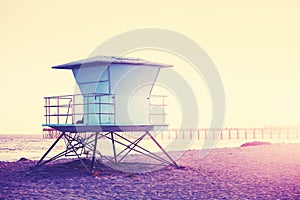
[91,132,99,169]
[36,132,65,167]
[111,132,117,162]
[146,131,179,167]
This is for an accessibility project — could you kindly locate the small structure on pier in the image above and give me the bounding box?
[37,55,178,171]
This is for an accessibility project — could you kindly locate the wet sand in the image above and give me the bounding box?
[1,143,299,199]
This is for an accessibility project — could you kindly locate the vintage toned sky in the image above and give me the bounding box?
[0,1,299,134]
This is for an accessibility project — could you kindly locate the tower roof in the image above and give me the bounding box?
[52,55,173,69]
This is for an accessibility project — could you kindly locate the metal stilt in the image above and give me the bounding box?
[146,131,179,167]
[111,132,117,162]
[91,132,99,169]
[36,132,65,167]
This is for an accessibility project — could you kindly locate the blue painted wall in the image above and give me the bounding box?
[72,64,159,125]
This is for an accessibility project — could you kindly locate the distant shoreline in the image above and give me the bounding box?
[1,133,299,162]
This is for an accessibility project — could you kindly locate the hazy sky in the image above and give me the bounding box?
[1,1,300,134]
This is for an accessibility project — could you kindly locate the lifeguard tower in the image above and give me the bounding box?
[36,55,178,171]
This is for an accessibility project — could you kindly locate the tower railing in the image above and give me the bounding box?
[148,95,167,125]
[44,93,167,126]
[44,93,116,125]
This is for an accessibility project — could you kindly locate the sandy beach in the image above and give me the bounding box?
[1,143,299,199]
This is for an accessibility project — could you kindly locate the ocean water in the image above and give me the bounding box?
[0,134,66,162]
[0,132,299,162]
